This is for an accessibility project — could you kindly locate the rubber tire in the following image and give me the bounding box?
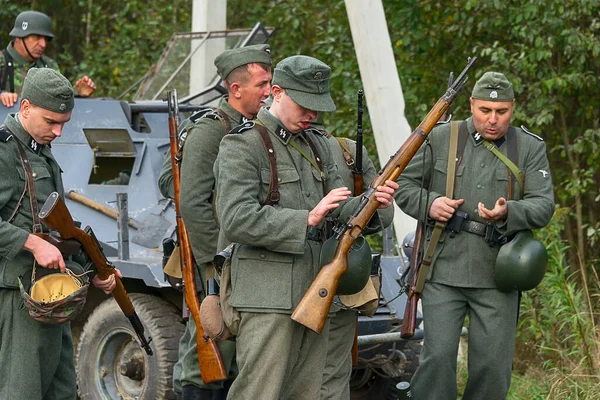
[76,293,184,399]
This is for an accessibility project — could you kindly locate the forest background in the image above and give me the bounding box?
[1,0,599,398]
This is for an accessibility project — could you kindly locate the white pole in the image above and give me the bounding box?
[345,0,417,245]
[190,0,227,96]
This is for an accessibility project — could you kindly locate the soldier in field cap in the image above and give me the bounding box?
[212,55,397,399]
[157,44,272,400]
[394,71,554,398]
[0,68,119,399]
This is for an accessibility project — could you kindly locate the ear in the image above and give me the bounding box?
[271,85,283,100]
[20,99,31,117]
[229,82,242,99]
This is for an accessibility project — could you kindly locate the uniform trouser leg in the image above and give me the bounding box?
[227,312,329,400]
[0,288,76,400]
[179,318,238,391]
[462,288,518,400]
[410,282,465,400]
[321,308,356,400]
[173,321,191,399]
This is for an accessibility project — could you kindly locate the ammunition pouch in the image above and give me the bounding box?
[212,244,239,338]
[446,212,506,246]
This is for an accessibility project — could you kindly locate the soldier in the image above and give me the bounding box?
[0,68,118,399]
[395,72,554,399]
[320,130,394,399]
[213,55,397,400]
[1,10,96,108]
[158,44,272,400]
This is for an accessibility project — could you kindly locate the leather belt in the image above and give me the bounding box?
[461,220,487,237]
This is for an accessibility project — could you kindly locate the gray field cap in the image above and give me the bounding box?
[215,44,272,80]
[272,55,336,112]
[471,71,515,102]
[21,68,74,113]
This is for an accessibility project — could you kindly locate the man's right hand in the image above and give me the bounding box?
[22,234,66,273]
[0,92,18,108]
[308,187,351,226]
[429,197,464,222]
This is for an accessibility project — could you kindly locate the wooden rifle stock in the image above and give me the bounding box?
[291,57,476,334]
[400,222,425,338]
[167,90,227,383]
[38,192,153,355]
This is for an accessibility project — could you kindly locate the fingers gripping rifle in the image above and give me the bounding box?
[39,192,153,355]
[291,57,477,334]
[167,90,227,383]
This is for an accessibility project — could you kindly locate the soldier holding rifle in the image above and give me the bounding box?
[395,72,554,399]
[213,55,396,399]
[0,68,117,399]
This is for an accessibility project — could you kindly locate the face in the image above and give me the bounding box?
[470,98,514,140]
[233,64,272,118]
[18,35,49,60]
[20,100,72,145]
[270,86,318,133]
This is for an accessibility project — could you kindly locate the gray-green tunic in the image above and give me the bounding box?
[0,114,76,400]
[395,117,554,399]
[0,41,60,95]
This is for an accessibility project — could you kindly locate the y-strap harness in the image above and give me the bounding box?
[0,50,49,93]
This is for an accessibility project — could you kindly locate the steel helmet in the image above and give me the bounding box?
[10,11,54,40]
[402,231,416,260]
[494,230,548,292]
[320,235,373,295]
[18,261,89,324]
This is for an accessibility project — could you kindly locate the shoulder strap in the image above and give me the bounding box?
[213,108,232,136]
[456,121,470,166]
[1,49,15,93]
[254,124,280,206]
[335,137,356,169]
[13,139,43,233]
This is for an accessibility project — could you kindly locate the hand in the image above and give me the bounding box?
[92,269,123,294]
[0,91,18,108]
[23,234,66,272]
[429,197,465,222]
[308,187,351,226]
[75,76,97,97]
[478,197,508,222]
[375,180,399,209]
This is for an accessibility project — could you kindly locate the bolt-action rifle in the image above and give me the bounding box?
[291,57,477,334]
[39,192,153,355]
[167,90,227,383]
[400,71,455,339]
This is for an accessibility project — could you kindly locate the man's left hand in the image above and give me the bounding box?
[375,180,399,209]
[75,76,97,97]
[92,268,123,294]
[478,197,508,222]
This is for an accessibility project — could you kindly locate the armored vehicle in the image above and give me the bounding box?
[0,23,422,399]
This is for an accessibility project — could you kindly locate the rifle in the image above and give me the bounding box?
[167,90,227,383]
[400,70,456,339]
[38,192,153,355]
[291,57,477,334]
[352,89,364,195]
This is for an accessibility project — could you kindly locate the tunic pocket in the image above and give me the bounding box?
[230,245,293,310]
[260,167,300,206]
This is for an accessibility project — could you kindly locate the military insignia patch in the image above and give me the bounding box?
[521,125,543,141]
[229,121,255,134]
[0,126,13,142]
[276,125,292,144]
[59,103,66,112]
[314,72,323,80]
[29,139,42,154]
[489,90,498,99]
[22,21,28,30]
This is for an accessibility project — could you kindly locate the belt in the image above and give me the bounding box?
[460,220,487,237]
[446,213,506,246]
[307,226,323,242]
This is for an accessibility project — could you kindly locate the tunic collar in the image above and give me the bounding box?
[258,108,296,145]
[466,117,506,148]
[221,97,251,125]
[3,113,44,154]
[6,41,45,67]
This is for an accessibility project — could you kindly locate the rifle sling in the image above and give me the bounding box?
[415,121,459,293]
[482,134,523,199]
[14,139,43,233]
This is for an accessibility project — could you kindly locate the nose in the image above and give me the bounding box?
[489,111,498,124]
[308,110,318,120]
[52,124,64,137]
[39,36,48,48]
[263,83,272,97]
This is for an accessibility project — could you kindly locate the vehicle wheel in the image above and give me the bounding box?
[76,293,184,399]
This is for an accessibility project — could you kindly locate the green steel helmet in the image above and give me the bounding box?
[10,11,54,39]
[494,230,548,293]
[320,235,373,295]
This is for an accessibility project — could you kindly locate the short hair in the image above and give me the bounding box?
[224,62,271,91]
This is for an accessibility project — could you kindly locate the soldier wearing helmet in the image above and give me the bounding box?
[0,68,117,399]
[395,71,554,398]
[0,10,97,108]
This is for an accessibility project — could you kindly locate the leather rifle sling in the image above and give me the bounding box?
[414,121,460,293]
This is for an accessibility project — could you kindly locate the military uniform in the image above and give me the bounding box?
[214,55,391,399]
[320,135,393,400]
[0,41,59,96]
[395,72,554,399]
[0,70,76,399]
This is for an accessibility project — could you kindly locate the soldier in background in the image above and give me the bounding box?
[1,10,96,108]
[158,44,272,400]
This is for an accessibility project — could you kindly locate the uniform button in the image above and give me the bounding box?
[480,163,485,167]
[260,254,266,259]
[474,208,478,213]
[32,172,37,177]
[278,178,281,182]
[305,192,311,197]
[476,184,482,189]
